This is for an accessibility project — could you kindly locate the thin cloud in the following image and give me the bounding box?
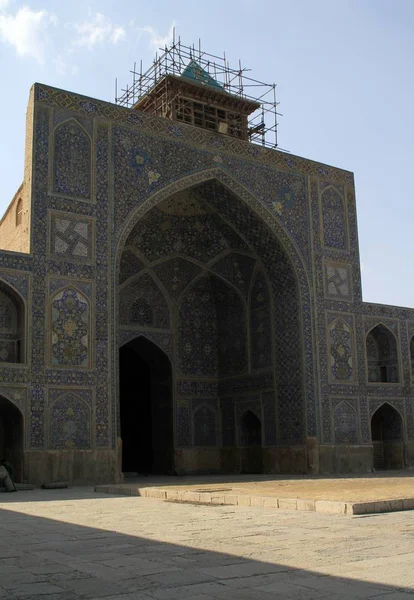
[0,5,57,63]
[54,54,79,77]
[72,12,126,49]
[140,22,175,51]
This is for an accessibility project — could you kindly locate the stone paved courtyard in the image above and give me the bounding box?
[1,488,414,598]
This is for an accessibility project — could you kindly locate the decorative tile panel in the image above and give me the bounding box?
[49,211,94,263]
[327,314,355,382]
[324,261,352,302]
[50,287,90,367]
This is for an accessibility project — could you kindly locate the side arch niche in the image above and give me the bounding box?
[0,280,25,364]
[371,403,404,470]
[50,286,90,367]
[0,395,24,482]
[333,401,358,444]
[366,324,399,383]
[53,119,91,199]
[193,405,217,447]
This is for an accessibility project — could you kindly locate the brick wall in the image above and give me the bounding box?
[0,87,34,254]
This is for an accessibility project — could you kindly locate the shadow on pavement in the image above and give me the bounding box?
[0,487,413,599]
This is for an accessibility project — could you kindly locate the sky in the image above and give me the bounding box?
[0,0,413,307]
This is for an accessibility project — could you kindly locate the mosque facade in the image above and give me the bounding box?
[0,61,413,484]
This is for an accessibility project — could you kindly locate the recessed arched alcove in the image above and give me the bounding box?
[366,324,399,383]
[117,176,308,475]
[371,403,403,470]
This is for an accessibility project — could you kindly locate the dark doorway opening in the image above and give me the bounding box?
[240,410,262,474]
[119,337,173,475]
[371,403,404,470]
[0,396,23,482]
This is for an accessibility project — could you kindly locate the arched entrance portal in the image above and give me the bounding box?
[0,396,23,481]
[119,337,173,474]
[117,177,308,474]
[371,403,404,470]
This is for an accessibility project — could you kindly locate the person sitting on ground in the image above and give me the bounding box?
[0,458,17,492]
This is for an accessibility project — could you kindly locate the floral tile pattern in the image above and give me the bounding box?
[53,119,91,199]
[51,287,90,367]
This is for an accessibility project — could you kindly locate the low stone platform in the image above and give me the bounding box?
[95,471,414,515]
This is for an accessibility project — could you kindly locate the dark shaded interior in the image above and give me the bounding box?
[240,410,263,474]
[0,395,23,481]
[119,337,173,474]
[371,403,403,470]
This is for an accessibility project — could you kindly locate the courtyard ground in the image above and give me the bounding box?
[1,486,414,599]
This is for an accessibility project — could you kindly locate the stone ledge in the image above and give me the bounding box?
[94,484,414,516]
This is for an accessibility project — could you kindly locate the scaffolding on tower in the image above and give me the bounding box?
[115,33,281,149]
